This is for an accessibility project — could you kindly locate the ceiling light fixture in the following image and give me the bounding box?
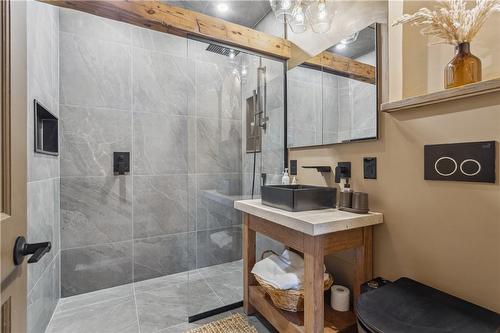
[340,32,359,45]
[270,0,333,34]
[217,3,229,13]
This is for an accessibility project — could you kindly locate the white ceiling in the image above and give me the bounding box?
[163,0,272,28]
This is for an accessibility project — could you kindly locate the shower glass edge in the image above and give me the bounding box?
[186,36,286,321]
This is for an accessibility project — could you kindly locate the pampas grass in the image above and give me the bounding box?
[393,0,500,45]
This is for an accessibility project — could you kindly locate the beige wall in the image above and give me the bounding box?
[289,0,500,312]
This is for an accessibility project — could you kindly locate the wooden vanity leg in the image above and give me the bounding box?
[354,226,373,305]
[304,235,324,333]
[243,213,256,315]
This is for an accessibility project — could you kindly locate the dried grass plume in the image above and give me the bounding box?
[393,0,500,45]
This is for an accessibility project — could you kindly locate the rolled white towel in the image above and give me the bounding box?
[252,250,329,290]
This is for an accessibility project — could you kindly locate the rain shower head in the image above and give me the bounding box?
[206,44,240,58]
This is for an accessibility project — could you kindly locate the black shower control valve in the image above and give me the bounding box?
[113,152,130,175]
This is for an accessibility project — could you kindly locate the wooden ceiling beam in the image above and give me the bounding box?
[40,0,292,58]
[305,51,376,84]
[40,0,375,82]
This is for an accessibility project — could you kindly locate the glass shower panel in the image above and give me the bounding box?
[186,38,285,319]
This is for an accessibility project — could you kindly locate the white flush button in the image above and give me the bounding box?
[460,159,481,176]
[434,156,457,176]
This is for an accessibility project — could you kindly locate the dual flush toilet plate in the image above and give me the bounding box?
[424,141,495,183]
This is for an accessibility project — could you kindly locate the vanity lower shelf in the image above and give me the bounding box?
[249,286,357,333]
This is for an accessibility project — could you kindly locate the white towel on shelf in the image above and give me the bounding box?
[251,249,328,290]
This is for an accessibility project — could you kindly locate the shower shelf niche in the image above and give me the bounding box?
[34,99,58,156]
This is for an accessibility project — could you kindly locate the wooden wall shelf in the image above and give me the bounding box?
[381,78,500,113]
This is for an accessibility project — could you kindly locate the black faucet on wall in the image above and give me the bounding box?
[113,152,130,175]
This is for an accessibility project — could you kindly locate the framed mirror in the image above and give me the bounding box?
[287,23,380,148]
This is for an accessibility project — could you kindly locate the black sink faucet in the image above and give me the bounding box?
[335,162,351,183]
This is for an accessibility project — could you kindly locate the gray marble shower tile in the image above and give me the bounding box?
[135,279,222,333]
[61,176,132,249]
[27,179,57,293]
[287,76,322,133]
[351,79,377,140]
[60,105,132,177]
[261,107,284,175]
[322,74,340,145]
[59,8,132,45]
[266,74,284,111]
[133,112,188,175]
[188,174,197,232]
[61,241,133,297]
[46,296,139,333]
[134,270,204,294]
[133,47,194,116]
[56,283,134,314]
[53,178,60,255]
[131,26,187,57]
[59,32,131,110]
[27,254,60,333]
[196,174,242,230]
[196,226,242,268]
[27,148,60,183]
[133,233,196,282]
[27,1,58,115]
[197,260,242,279]
[337,77,352,141]
[195,60,242,120]
[133,175,190,238]
[204,270,243,306]
[287,127,316,148]
[196,118,242,173]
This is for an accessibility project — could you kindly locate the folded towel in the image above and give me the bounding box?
[251,249,329,290]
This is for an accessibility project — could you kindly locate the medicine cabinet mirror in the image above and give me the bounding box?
[287,23,380,148]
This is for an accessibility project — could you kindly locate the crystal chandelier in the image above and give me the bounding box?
[269,0,333,34]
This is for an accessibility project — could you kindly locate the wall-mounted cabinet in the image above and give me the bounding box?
[287,23,380,149]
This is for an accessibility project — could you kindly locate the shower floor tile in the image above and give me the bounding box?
[46,260,271,333]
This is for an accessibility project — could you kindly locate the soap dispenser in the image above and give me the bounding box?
[281,168,290,185]
[339,181,353,209]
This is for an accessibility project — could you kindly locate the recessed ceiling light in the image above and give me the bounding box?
[217,3,229,13]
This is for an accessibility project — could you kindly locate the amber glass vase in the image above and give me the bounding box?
[444,42,482,89]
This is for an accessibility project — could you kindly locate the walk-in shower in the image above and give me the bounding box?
[36,7,286,332]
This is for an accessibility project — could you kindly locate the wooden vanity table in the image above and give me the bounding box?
[234,199,383,333]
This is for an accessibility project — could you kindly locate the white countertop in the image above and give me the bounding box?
[234,199,383,236]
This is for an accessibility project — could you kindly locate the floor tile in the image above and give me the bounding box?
[56,283,134,314]
[204,270,243,306]
[134,270,203,294]
[46,296,139,333]
[135,279,223,333]
[47,261,254,333]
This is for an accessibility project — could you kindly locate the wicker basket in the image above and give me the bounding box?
[253,250,334,312]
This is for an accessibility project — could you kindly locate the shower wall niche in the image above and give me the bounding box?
[58,8,285,297]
